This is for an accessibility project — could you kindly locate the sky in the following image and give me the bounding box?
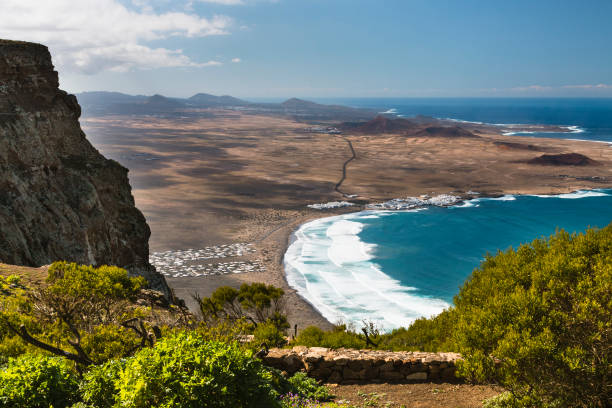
[1,0,611,98]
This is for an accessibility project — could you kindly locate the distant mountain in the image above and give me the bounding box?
[76,91,147,105]
[143,94,185,108]
[188,93,249,107]
[280,98,321,109]
[76,91,375,121]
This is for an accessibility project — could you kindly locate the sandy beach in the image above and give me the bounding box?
[82,111,612,331]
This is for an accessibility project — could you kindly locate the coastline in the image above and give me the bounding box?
[82,110,612,332]
[264,188,612,331]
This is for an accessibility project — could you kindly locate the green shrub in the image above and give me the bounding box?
[196,283,288,331]
[115,331,281,408]
[294,325,365,349]
[81,325,141,365]
[46,261,145,302]
[378,310,456,352]
[254,320,287,347]
[0,353,80,408]
[287,372,333,402]
[453,226,612,407]
[80,359,126,408]
[0,275,40,363]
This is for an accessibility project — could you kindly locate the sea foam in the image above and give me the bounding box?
[285,213,450,330]
[288,189,612,331]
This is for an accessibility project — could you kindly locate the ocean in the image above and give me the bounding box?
[318,97,612,143]
[285,98,612,331]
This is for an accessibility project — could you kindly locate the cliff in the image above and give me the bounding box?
[0,40,170,297]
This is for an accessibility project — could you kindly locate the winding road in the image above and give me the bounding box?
[334,137,356,195]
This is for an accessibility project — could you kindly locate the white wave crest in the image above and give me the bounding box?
[285,213,450,330]
[326,219,375,266]
[379,108,398,114]
[533,190,610,199]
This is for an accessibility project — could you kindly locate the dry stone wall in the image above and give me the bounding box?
[263,346,461,384]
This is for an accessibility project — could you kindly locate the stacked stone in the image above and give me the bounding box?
[263,346,461,384]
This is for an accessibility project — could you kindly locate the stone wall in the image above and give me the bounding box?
[263,346,461,384]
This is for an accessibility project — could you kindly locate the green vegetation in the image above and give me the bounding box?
[0,264,335,407]
[196,283,290,347]
[0,354,80,408]
[452,226,611,408]
[293,225,612,408]
[196,283,289,329]
[1,224,610,407]
[0,262,179,367]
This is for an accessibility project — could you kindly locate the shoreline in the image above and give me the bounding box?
[262,187,612,330]
[167,187,611,333]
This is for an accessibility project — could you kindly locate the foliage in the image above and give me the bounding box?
[287,372,333,402]
[196,283,288,331]
[294,318,456,352]
[482,392,525,408]
[280,393,353,408]
[377,310,455,352]
[453,226,612,408]
[254,320,288,347]
[0,353,80,408]
[80,359,126,408]
[294,325,366,349]
[0,262,160,367]
[0,275,41,363]
[80,325,142,365]
[46,261,145,302]
[115,331,281,408]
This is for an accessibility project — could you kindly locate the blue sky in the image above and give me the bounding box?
[1,0,611,97]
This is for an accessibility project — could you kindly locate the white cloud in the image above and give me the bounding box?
[198,0,246,4]
[231,58,241,63]
[509,84,612,93]
[563,84,612,89]
[0,0,230,73]
[510,85,553,92]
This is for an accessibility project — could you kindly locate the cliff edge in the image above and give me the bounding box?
[0,39,170,297]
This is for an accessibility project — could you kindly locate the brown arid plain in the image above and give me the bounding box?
[82,110,612,331]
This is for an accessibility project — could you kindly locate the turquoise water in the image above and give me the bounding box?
[285,190,612,331]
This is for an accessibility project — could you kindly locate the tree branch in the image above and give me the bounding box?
[6,322,91,366]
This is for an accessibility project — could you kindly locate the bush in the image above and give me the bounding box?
[378,310,456,352]
[453,226,612,407]
[115,331,281,408]
[0,353,80,408]
[80,359,126,408]
[1,262,159,367]
[254,320,287,347]
[294,325,365,349]
[287,372,333,402]
[196,283,288,331]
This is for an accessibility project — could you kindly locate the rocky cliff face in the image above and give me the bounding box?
[0,40,170,297]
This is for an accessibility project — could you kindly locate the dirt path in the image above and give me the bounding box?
[330,382,502,408]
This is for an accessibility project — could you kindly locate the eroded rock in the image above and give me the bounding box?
[0,39,170,297]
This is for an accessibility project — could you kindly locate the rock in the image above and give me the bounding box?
[380,370,404,381]
[441,367,457,380]
[0,40,170,298]
[261,347,462,384]
[406,372,428,381]
[327,370,343,384]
